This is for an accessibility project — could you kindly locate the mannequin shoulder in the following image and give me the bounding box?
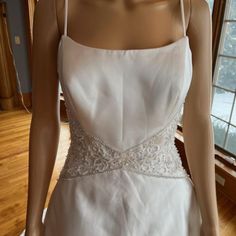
[34,0,55,13]
[187,0,211,44]
[33,0,61,44]
[189,0,211,22]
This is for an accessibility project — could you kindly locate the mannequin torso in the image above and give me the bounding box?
[25,0,220,236]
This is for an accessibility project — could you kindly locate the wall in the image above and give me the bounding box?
[4,0,31,93]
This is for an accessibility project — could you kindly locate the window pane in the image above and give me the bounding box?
[208,0,214,13]
[221,22,236,57]
[212,87,234,122]
[228,0,236,20]
[211,116,228,147]
[225,125,236,155]
[215,57,236,91]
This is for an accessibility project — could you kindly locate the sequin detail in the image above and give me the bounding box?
[59,107,189,180]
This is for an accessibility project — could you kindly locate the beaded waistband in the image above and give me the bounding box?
[59,108,189,180]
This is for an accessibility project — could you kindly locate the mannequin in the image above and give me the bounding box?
[25,0,220,235]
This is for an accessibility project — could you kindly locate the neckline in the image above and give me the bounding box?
[61,34,190,53]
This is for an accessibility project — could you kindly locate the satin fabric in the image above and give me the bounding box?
[20,171,201,236]
[58,35,192,152]
[43,171,201,236]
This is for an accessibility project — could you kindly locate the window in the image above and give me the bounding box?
[208,0,214,13]
[211,0,236,157]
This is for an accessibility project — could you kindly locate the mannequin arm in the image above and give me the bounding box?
[25,0,61,234]
[182,0,219,235]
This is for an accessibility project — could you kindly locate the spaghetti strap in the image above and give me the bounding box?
[64,0,68,36]
[180,0,186,37]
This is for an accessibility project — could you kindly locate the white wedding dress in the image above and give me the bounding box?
[20,0,202,235]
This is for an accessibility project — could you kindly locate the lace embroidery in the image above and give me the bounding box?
[59,106,189,180]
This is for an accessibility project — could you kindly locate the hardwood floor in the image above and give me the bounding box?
[0,109,235,236]
[0,109,69,236]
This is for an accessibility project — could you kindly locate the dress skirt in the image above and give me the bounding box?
[42,169,202,236]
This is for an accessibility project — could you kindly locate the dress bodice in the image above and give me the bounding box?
[58,34,192,152]
[57,0,192,180]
